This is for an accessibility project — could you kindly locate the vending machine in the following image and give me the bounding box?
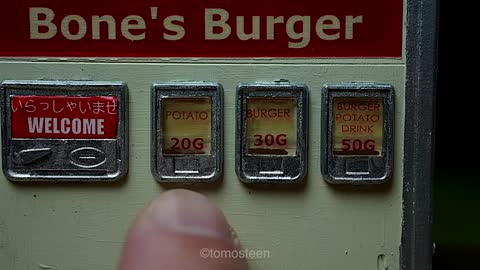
[0,0,437,269]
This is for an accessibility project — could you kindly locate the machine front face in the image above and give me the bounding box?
[0,0,436,269]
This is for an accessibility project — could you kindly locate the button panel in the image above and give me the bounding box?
[1,81,128,181]
[1,80,395,185]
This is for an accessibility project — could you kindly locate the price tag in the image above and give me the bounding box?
[247,97,297,156]
[333,97,383,156]
[162,98,212,155]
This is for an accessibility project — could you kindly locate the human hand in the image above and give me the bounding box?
[119,189,248,270]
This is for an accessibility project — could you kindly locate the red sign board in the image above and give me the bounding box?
[0,0,403,58]
[11,96,118,139]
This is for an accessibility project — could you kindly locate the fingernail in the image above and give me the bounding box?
[145,189,232,240]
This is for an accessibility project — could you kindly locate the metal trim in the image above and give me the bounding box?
[401,0,438,269]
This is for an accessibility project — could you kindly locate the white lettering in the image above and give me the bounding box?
[163,15,185,41]
[205,8,231,40]
[28,7,364,47]
[237,16,260,41]
[121,15,146,41]
[286,16,311,49]
[92,15,116,40]
[61,15,87,41]
[44,117,52,133]
[27,117,107,135]
[30,7,57,39]
[53,118,60,134]
[72,118,82,134]
[266,16,284,40]
[61,118,70,134]
[97,119,105,135]
[316,15,341,40]
[28,117,43,133]
[83,119,96,134]
[345,15,363,40]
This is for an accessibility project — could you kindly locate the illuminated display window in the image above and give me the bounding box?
[333,97,384,156]
[246,97,297,156]
[162,97,212,155]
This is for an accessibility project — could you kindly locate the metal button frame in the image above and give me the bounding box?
[151,81,223,183]
[1,80,129,182]
[321,82,394,184]
[236,81,308,184]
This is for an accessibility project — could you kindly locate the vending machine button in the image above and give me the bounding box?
[1,80,128,181]
[69,147,107,168]
[236,81,308,184]
[17,148,52,165]
[321,83,394,184]
[151,82,223,183]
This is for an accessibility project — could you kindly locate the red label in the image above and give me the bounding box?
[0,0,403,58]
[11,96,118,139]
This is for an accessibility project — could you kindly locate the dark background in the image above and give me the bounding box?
[432,0,478,268]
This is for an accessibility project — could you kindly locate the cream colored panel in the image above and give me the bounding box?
[0,62,405,270]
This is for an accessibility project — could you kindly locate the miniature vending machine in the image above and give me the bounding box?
[0,0,436,269]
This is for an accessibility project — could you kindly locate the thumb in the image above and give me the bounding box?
[119,189,248,270]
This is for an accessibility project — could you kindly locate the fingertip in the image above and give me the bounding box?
[145,189,233,240]
[119,189,247,270]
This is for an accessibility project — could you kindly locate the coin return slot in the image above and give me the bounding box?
[174,158,200,174]
[345,159,370,175]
